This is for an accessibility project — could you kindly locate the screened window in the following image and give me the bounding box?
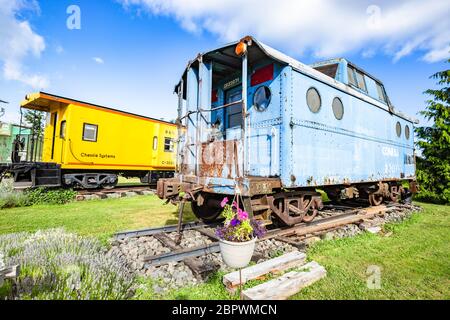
[153,136,158,150]
[60,120,66,139]
[164,137,174,152]
[375,82,387,103]
[82,123,98,142]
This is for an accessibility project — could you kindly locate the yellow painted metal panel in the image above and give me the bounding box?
[60,104,176,171]
[23,92,177,172]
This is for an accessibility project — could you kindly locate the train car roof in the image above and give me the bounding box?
[21,92,176,126]
[177,36,418,124]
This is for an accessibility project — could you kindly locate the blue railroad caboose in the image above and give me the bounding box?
[157,36,418,226]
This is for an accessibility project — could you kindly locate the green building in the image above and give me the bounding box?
[0,122,42,163]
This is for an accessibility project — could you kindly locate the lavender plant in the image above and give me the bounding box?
[0,229,133,300]
[215,197,266,242]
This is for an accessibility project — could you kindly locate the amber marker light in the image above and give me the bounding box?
[235,40,247,56]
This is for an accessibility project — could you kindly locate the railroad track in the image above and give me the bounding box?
[76,184,156,200]
[113,201,418,275]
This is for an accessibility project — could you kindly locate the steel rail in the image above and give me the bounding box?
[114,220,219,240]
[144,243,221,267]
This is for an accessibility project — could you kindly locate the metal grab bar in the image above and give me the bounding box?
[178,99,244,121]
[205,99,243,112]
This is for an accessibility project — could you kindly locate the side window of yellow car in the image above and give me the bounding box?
[60,120,66,139]
[82,123,98,142]
[164,137,174,152]
[153,136,158,150]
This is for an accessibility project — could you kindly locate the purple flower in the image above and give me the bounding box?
[230,218,241,227]
[220,197,229,208]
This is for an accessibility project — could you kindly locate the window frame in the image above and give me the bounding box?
[253,85,272,112]
[396,121,402,138]
[306,87,322,113]
[164,137,174,153]
[347,66,368,93]
[332,97,344,120]
[60,120,66,139]
[405,125,410,140]
[153,136,158,150]
[82,123,98,142]
[375,81,388,104]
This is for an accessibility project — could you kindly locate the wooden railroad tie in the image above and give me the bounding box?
[222,252,326,299]
[242,261,326,300]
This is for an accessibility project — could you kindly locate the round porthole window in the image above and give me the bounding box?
[396,121,402,137]
[405,125,410,140]
[253,86,271,111]
[332,97,344,120]
[306,87,321,113]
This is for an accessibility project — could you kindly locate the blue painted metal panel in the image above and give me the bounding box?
[285,69,415,188]
[184,67,199,174]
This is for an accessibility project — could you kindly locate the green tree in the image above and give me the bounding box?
[415,60,450,204]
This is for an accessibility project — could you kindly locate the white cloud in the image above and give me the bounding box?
[93,57,104,64]
[0,0,49,89]
[56,45,64,54]
[119,0,450,62]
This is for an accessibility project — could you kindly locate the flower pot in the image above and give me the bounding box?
[219,237,256,269]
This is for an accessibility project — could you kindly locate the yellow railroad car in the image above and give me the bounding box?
[10,92,176,188]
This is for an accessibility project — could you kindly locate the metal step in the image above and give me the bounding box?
[35,177,61,186]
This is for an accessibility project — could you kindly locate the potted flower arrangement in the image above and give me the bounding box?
[215,197,266,269]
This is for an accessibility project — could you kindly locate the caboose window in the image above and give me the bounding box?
[396,122,402,137]
[347,66,357,87]
[153,136,158,150]
[306,87,321,113]
[60,120,66,139]
[253,86,271,111]
[332,97,344,120]
[405,125,410,140]
[164,137,174,152]
[82,123,98,142]
[355,71,367,92]
[376,82,387,103]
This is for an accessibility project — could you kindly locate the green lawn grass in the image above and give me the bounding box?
[152,202,449,300]
[0,196,448,300]
[0,194,195,243]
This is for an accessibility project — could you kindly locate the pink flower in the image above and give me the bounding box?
[231,201,238,208]
[237,208,249,221]
[220,197,229,208]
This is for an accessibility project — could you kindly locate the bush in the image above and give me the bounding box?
[0,229,134,300]
[23,188,77,206]
[0,186,77,209]
[0,192,28,209]
[414,190,449,205]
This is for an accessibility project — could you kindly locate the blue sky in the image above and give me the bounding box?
[0,0,449,125]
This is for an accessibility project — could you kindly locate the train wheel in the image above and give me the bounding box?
[302,207,318,222]
[191,194,223,223]
[368,193,383,206]
[389,185,400,202]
